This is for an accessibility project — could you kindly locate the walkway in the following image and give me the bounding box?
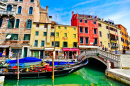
[120,55,130,69]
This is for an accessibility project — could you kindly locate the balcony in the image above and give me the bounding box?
[0,0,8,2]
[0,10,15,16]
[111,46,118,49]
[110,38,117,43]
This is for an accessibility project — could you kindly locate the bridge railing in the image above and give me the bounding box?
[78,49,121,62]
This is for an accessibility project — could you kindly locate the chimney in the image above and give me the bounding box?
[95,16,97,19]
[46,6,48,12]
[90,15,92,18]
[72,11,74,16]
[102,18,104,21]
[83,14,85,17]
[49,16,52,23]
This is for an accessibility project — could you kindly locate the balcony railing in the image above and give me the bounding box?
[0,0,8,2]
[111,46,118,49]
[0,10,15,16]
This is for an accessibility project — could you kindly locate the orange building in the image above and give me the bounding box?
[116,24,129,50]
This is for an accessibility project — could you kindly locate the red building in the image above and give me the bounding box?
[71,12,99,49]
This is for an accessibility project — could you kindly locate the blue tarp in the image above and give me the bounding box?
[9,63,25,67]
[0,53,2,57]
[8,57,42,64]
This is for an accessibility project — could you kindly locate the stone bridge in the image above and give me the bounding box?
[78,49,122,70]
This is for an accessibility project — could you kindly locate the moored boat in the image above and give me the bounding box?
[0,59,88,79]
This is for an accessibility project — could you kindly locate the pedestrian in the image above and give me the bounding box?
[2,51,6,60]
[107,48,108,51]
[102,45,104,50]
[99,46,102,50]
[122,48,126,54]
[9,51,13,59]
[115,48,117,54]
[105,47,107,51]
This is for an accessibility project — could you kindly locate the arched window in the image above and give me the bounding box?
[30,0,34,2]
[0,18,3,27]
[18,6,22,14]
[15,19,20,28]
[8,18,15,28]
[7,5,12,11]
[29,7,33,15]
[26,19,32,28]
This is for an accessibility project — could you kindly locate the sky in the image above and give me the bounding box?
[40,0,130,35]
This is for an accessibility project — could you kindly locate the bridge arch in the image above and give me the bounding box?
[83,56,107,67]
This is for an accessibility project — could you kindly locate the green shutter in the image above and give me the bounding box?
[31,51,33,57]
[8,19,10,28]
[30,20,32,28]
[55,41,56,47]
[63,42,64,47]
[13,19,15,28]
[67,42,68,47]
[11,34,13,40]
[6,33,9,37]
[26,19,28,28]
[24,34,26,40]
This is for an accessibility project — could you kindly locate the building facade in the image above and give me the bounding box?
[71,12,99,50]
[128,36,130,50]
[55,25,79,59]
[116,24,129,50]
[98,19,123,51]
[0,0,48,58]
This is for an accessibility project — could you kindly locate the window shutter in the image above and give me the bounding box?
[55,41,56,47]
[8,19,10,28]
[67,42,68,47]
[6,33,9,37]
[30,20,32,28]
[13,19,15,28]
[11,34,14,40]
[26,19,28,28]
[24,34,26,40]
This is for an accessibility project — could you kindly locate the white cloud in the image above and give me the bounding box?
[73,0,99,8]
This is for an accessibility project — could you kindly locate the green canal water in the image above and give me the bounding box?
[4,59,127,86]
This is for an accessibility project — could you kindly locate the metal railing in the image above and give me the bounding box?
[0,10,15,16]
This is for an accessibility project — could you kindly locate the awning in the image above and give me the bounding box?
[6,35,11,39]
[0,45,9,48]
[110,33,118,36]
[62,48,79,51]
[45,48,54,51]
[79,45,99,49]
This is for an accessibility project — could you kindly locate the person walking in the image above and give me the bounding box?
[102,45,104,50]
[115,48,117,54]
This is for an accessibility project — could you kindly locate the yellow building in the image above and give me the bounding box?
[30,16,57,59]
[128,36,130,50]
[55,25,79,59]
[116,24,129,50]
[98,19,123,51]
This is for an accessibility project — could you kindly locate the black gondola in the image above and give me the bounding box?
[0,59,88,79]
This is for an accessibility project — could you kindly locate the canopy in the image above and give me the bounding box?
[62,48,79,51]
[79,45,99,49]
[45,48,54,51]
[110,33,118,36]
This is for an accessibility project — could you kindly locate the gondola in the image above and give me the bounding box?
[0,59,88,79]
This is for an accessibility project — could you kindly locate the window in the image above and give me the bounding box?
[43,32,47,36]
[85,27,88,33]
[8,18,15,28]
[35,31,39,35]
[44,24,47,28]
[94,38,98,45]
[20,0,23,2]
[18,6,22,14]
[80,19,82,23]
[85,38,89,44]
[52,41,54,46]
[80,27,83,33]
[7,5,12,11]
[51,32,55,36]
[107,34,109,39]
[29,7,33,14]
[36,24,39,27]
[80,37,83,44]
[11,34,18,40]
[41,41,44,47]
[73,42,77,48]
[73,34,76,38]
[94,29,97,34]
[99,31,102,37]
[24,34,30,40]
[64,26,67,30]
[15,0,18,1]
[55,41,59,47]
[106,26,109,29]
[93,21,96,24]
[15,19,20,28]
[58,26,61,29]
[85,20,87,23]
[98,23,101,27]
[56,32,59,37]
[0,18,3,27]
[64,33,67,37]
[74,27,76,31]
[30,0,34,2]
[100,41,102,46]
[26,19,32,28]
[34,40,38,46]
[63,42,67,47]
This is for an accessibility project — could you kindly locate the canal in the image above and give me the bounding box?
[4,58,126,86]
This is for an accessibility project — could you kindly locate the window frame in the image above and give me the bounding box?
[85,37,89,44]
[94,28,97,34]
[80,27,83,33]
[41,41,44,47]
[56,32,59,37]
[85,27,88,33]
[80,37,83,44]
[29,7,33,15]
[63,42,68,48]
[34,40,38,47]
[55,41,60,47]
[64,33,67,38]
[73,34,76,38]
[35,31,39,36]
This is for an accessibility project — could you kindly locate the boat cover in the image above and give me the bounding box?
[8,57,42,64]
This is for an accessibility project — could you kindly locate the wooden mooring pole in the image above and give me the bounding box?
[52,55,54,81]
[17,53,19,80]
